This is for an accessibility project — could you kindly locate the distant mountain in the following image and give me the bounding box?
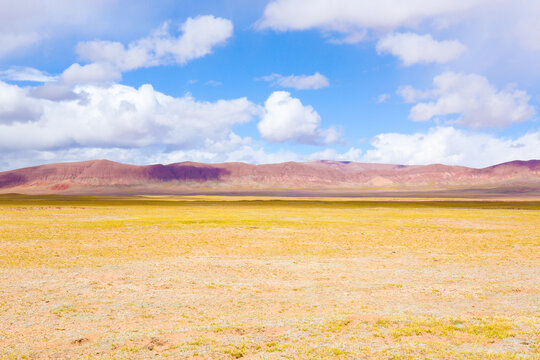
[0,159,539,197]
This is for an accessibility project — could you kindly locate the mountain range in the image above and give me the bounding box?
[1,159,539,197]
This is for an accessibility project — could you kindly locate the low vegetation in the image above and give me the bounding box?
[0,195,538,358]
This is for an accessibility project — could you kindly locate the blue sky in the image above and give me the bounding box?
[0,0,539,170]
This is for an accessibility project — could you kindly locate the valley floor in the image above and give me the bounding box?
[0,196,538,359]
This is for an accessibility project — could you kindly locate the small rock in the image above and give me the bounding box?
[147,337,167,350]
[71,337,89,345]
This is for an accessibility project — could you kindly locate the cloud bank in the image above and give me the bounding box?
[0,81,258,151]
[362,126,540,168]
[0,83,344,170]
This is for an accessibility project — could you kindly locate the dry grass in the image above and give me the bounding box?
[0,195,538,359]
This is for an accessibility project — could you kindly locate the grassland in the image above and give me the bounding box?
[0,195,538,359]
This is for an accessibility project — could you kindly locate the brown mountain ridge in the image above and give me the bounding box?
[0,159,539,197]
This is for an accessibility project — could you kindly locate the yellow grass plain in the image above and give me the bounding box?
[0,195,538,359]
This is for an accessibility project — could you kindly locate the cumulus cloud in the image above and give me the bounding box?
[0,81,43,124]
[0,80,259,152]
[261,72,329,90]
[257,0,486,41]
[256,0,540,77]
[376,32,466,65]
[258,91,340,144]
[76,16,233,73]
[362,126,540,168]
[0,81,345,171]
[58,16,232,85]
[1,15,234,96]
[4,14,234,103]
[398,72,535,127]
[28,83,81,102]
[61,63,122,85]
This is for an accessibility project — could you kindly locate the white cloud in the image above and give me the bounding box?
[257,0,486,41]
[258,91,339,144]
[256,0,540,79]
[0,1,113,30]
[319,126,342,145]
[308,147,363,161]
[3,15,234,87]
[76,16,233,72]
[261,72,329,90]
[362,126,540,168]
[0,33,40,58]
[0,81,43,124]
[460,0,540,55]
[61,63,122,85]
[0,79,345,171]
[399,72,535,128]
[29,83,80,102]
[396,85,431,104]
[205,80,222,87]
[513,2,540,52]
[0,1,116,57]
[0,81,259,152]
[376,93,390,104]
[376,32,466,65]
[0,141,300,172]
[0,66,58,82]
[76,40,148,72]
[0,138,311,171]
[3,125,539,171]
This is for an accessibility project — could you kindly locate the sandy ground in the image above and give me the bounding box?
[0,196,538,359]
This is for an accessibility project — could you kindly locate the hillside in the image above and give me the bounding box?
[0,159,539,196]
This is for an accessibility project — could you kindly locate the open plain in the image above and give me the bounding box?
[0,195,538,359]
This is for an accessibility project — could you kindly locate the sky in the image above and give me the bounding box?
[0,0,539,171]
